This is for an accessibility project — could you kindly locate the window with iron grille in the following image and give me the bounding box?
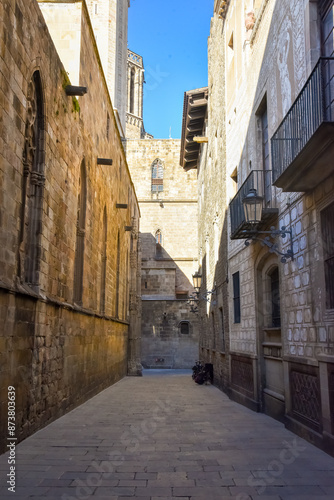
[269,267,281,327]
[232,271,241,323]
[321,202,334,309]
[151,159,163,192]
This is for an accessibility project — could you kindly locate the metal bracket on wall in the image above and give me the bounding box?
[244,226,294,263]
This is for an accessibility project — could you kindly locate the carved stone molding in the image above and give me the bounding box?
[215,0,230,19]
[30,171,46,187]
[130,251,137,268]
[129,292,138,311]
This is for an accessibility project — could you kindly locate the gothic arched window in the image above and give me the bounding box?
[19,70,45,288]
[151,159,164,192]
[116,230,121,318]
[73,160,87,305]
[100,206,107,315]
[130,67,135,114]
[155,229,162,245]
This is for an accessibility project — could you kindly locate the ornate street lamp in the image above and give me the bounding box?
[242,188,294,263]
[242,188,263,226]
[192,271,202,291]
[187,270,216,313]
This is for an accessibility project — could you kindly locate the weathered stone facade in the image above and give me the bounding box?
[0,0,141,453]
[86,0,130,133]
[191,0,334,454]
[125,139,200,368]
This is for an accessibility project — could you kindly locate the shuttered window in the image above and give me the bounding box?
[233,271,241,323]
[321,202,334,309]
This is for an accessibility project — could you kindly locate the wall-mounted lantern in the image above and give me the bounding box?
[187,271,216,313]
[242,188,293,263]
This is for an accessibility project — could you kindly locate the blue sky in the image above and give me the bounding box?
[128,0,213,139]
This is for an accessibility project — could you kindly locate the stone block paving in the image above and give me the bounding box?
[1,369,334,499]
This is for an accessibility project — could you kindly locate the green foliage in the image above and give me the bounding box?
[72,97,80,114]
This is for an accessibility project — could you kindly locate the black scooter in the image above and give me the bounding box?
[192,361,213,385]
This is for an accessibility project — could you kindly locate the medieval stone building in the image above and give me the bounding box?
[125,138,199,368]
[0,0,141,454]
[182,0,334,454]
[123,42,200,369]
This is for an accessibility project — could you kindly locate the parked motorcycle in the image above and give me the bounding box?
[192,360,203,380]
[192,361,213,385]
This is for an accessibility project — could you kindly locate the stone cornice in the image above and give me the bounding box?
[214,0,230,19]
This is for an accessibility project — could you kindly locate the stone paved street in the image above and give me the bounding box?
[1,370,334,499]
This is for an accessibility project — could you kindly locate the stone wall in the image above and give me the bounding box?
[197,10,230,391]
[141,299,198,369]
[125,139,200,368]
[0,0,140,453]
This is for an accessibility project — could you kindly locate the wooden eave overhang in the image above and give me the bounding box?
[180,87,208,171]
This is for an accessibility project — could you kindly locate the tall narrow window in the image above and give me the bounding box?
[219,307,225,352]
[151,159,164,192]
[130,67,135,114]
[269,267,281,327]
[155,229,162,245]
[100,207,107,315]
[211,311,216,349]
[155,229,162,258]
[205,238,210,285]
[125,250,129,318]
[261,103,271,207]
[74,160,87,305]
[116,230,121,318]
[321,202,334,309]
[106,112,110,140]
[321,1,334,120]
[321,1,334,57]
[232,271,241,323]
[19,71,45,287]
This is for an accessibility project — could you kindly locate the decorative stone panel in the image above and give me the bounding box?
[231,354,254,397]
[290,363,321,432]
[328,364,334,434]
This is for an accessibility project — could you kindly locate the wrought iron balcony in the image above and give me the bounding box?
[230,170,278,239]
[271,57,334,192]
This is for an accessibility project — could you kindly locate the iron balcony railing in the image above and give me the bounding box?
[230,169,277,239]
[271,57,334,185]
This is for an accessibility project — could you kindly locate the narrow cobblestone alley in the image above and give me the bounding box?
[1,370,334,500]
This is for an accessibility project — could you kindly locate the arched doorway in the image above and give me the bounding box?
[256,252,285,421]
